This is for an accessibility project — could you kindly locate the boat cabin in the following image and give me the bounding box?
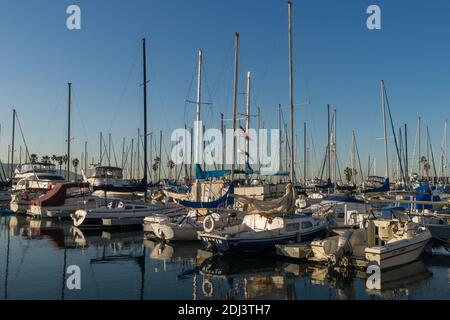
[14,162,57,175]
[85,166,124,179]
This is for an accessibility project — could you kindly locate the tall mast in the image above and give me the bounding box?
[192,49,203,201]
[327,104,331,184]
[130,139,134,179]
[288,1,295,184]
[404,124,408,180]
[381,80,389,180]
[158,130,162,183]
[220,113,225,171]
[195,50,203,171]
[352,130,356,185]
[121,138,125,169]
[303,122,307,184]
[257,107,261,173]
[231,33,239,182]
[10,109,16,178]
[333,109,337,186]
[108,133,111,166]
[137,128,140,178]
[142,38,148,202]
[445,119,448,182]
[245,71,251,169]
[418,116,422,176]
[66,82,72,181]
[278,105,282,173]
[99,132,103,165]
[84,141,88,173]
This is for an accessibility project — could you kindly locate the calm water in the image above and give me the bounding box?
[1,215,450,300]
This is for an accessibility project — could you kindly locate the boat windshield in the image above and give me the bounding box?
[18,163,57,173]
[374,206,409,221]
[37,175,65,181]
[86,167,123,179]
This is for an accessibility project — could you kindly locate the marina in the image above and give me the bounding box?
[1,215,450,300]
[1,0,450,302]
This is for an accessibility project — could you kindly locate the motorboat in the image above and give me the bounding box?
[83,165,146,196]
[27,182,100,218]
[12,162,65,191]
[300,193,372,228]
[305,210,432,270]
[71,200,186,228]
[410,210,450,243]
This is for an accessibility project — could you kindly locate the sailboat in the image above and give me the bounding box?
[200,184,329,253]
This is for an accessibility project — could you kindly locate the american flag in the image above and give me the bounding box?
[239,126,251,140]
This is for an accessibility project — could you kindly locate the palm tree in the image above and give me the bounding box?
[72,158,80,181]
[343,167,358,184]
[344,167,353,184]
[41,155,51,163]
[62,155,69,180]
[56,156,64,175]
[420,156,429,177]
[30,154,38,163]
[167,160,175,180]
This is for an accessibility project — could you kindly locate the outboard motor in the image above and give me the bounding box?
[329,230,353,267]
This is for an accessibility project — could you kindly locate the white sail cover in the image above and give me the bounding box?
[232,183,296,216]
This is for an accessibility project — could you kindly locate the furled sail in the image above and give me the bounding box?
[232,183,296,216]
[179,184,234,209]
[195,164,231,180]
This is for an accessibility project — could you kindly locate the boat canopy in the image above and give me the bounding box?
[232,183,296,217]
[362,178,390,194]
[179,184,234,209]
[31,182,90,207]
[195,164,231,180]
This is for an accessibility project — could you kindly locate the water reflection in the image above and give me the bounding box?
[0,215,447,300]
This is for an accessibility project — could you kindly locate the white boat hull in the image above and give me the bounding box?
[365,230,431,269]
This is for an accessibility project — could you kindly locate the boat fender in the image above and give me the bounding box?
[203,216,215,233]
[157,228,166,241]
[73,210,87,227]
[202,279,214,297]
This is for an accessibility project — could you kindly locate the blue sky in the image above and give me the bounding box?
[0,0,449,177]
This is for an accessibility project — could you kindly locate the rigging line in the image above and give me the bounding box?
[14,112,31,162]
[108,43,140,133]
[101,136,111,165]
[427,127,438,179]
[37,87,65,149]
[412,120,419,174]
[383,85,405,181]
[183,58,198,126]
[147,53,172,135]
[111,139,119,168]
[354,135,365,182]
[71,88,92,156]
[211,41,233,105]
